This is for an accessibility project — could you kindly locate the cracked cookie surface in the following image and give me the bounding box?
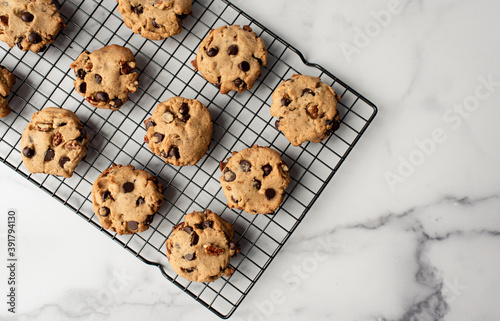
[144,96,212,166]
[166,209,238,282]
[0,65,16,118]
[20,107,90,178]
[70,45,139,111]
[219,145,290,214]
[117,0,191,40]
[192,25,267,94]
[0,0,65,52]
[271,74,340,146]
[91,164,164,235]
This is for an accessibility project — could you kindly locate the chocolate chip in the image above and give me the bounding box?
[302,88,315,96]
[153,132,164,143]
[59,156,70,168]
[28,32,41,44]
[265,189,276,200]
[262,164,272,176]
[168,146,180,159]
[179,103,189,115]
[234,78,247,90]
[95,74,102,84]
[16,40,23,50]
[77,69,86,79]
[203,220,213,229]
[194,223,203,230]
[275,119,280,129]
[79,82,87,93]
[239,160,251,172]
[183,267,195,273]
[58,122,67,127]
[330,120,340,132]
[145,120,156,130]
[207,47,218,57]
[152,18,159,28]
[227,45,238,56]
[144,215,154,225]
[21,12,34,23]
[128,221,138,230]
[190,232,199,246]
[122,182,134,193]
[253,178,261,190]
[179,114,190,122]
[229,241,237,250]
[23,147,34,158]
[183,226,193,234]
[99,207,110,217]
[184,253,196,261]
[136,197,145,205]
[177,13,188,20]
[224,168,236,182]
[37,45,46,53]
[133,5,143,14]
[112,98,123,108]
[281,98,291,106]
[238,61,250,72]
[44,149,54,161]
[102,190,111,202]
[96,91,109,102]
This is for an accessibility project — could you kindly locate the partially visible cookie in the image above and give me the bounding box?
[166,209,238,282]
[192,25,267,94]
[219,145,291,214]
[20,107,90,178]
[91,164,164,235]
[144,97,212,166]
[270,74,340,146]
[70,45,139,110]
[0,66,16,118]
[0,0,66,53]
[117,0,191,40]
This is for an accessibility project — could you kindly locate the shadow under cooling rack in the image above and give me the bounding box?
[0,0,377,318]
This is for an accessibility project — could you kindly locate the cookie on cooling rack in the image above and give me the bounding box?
[192,25,267,94]
[166,209,239,282]
[271,74,340,146]
[144,96,213,166]
[91,164,164,235]
[117,0,191,40]
[20,107,90,178]
[219,145,290,215]
[70,45,139,111]
[0,66,16,118]
[0,0,66,53]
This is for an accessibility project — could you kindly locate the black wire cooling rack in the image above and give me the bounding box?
[0,0,377,318]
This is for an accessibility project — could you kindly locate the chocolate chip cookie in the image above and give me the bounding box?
[271,74,340,146]
[144,96,212,166]
[192,25,267,94]
[166,209,238,282]
[0,0,66,53]
[117,0,191,40]
[0,66,16,118]
[91,164,164,235]
[219,145,290,214]
[70,45,139,111]
[20,107,90,178]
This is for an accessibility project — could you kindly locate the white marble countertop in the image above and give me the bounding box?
[1,0,500,320]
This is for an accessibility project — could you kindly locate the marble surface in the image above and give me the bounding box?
[1,0,500,320]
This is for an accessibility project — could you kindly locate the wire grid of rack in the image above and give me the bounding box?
[0,0,377,318]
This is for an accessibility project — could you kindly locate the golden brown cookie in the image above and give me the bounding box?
[271,74,340,146]
[70,45,139,111]
[91,164,164,235]
[166,209,238,282]
[144,97,212,166]
[117,0,191,40]
[192,25,267,94]
[0,0,66,53]
[0,66,16,118]
[20,107,90,178]
[219,145,291,214]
